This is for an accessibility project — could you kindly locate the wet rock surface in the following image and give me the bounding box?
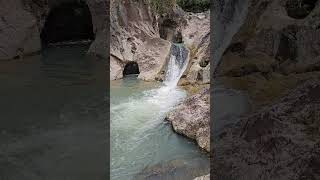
[212,80,320,180]
[166,87,210,152]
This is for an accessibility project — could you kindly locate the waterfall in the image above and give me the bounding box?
[164,43,189,87]
[111,43,191,179]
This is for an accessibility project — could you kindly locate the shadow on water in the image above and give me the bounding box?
[0,44,108,180]
[212,80,251,137]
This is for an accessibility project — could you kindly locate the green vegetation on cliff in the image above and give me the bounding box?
[149,0,210,15]
[177,0,210,12]
[149,0,176,15]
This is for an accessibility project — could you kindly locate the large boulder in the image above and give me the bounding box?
[166,87,210,152]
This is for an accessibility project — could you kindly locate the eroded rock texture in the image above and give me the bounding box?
[212,1,320,179]
[110,0,171,81]
[212,79,320,179]
[215,0,320,106]
[166,87,210,152]
[180,11,210,85]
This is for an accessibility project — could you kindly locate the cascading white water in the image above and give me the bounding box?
[110,44,207,180]
[164,44,189,87]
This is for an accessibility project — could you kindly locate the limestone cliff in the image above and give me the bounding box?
[110,0,210,83]
[110,2,211,154]
[110,0,171,81]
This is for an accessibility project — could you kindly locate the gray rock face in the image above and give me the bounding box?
[0,0,108,60]
[215,0,320,106]
[0,0,42,60]
[212,2,320,179]
[110,0,172,81]
[216,0,320,75]
[237,0,320,75]
[87,27,108,59]
[180,11,210,84]
[212,79,320,180]
[85,0,109,58]
[166,87,210,152]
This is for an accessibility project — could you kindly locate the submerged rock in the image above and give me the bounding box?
[135,158,209,180]
[212,79,320,179]
[166,87,210,152]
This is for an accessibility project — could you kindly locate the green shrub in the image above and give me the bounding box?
[176,0,210,13]
[149,0,176,15]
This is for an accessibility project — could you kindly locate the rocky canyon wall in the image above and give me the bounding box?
[110,0,172,81]
[215,0,320,106]
[0,0,108,60]
[212,0,320,179]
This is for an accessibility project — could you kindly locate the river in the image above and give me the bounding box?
[0,43,210,180]
[0,44,108,180]
[110,44,210,179]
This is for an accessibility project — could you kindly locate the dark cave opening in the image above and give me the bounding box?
[159,19,178,41]
[40,1,94,46]
[285,0,318,19]
[123,62,140,76]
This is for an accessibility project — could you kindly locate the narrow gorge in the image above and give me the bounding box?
[110,0,211,179]
[2,0,318,179]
